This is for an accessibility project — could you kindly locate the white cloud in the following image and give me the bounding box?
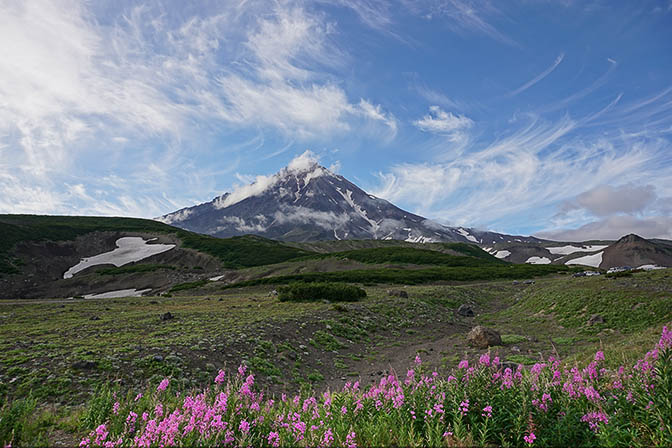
[537,216,672,241]
[375,163,462,214]
[357,99,398,138]
[273,205,353,230]
[215,150,329,209]
[218,216,269,233]
[0,0,395,216]
[413,106,473,142]
[508,53,565,97]
[409,0,517,46]
[561,184,658,217]
[375,96,672,231]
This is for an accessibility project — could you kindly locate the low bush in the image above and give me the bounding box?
[278,282,366,303]
[223,264,572,290]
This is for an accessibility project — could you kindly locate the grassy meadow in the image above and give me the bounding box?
[1,269,671,446]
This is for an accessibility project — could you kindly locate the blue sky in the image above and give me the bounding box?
[1,0,671,240]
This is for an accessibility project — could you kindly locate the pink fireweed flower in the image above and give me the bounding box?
[581,411,609,433]
[482,405,493,418]
[239,420,250,434]
[126,411,137,426]
[93,424,108,445]
[405,369,415,385]
[267,431,280,448]
[524,432,536,444]
[479,353,491,366]
[223,430,235,446]
[531,363,546,376]
[157,378,170,392]
[594,351,605,362]
[214,369,226,384]
[345,431,357,448]
[238,364,247,377]
[415,354,422,365]
[583,385,601,402]
[322,428,335,446]
[134,393,143,402]
[458,360,469,369]
[532,393,552,412]
[459,399,470,416]
[658,325,671,349]
[342,406,348,415]
[112,401,120,415]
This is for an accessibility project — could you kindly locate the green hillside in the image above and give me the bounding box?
[0,215,313,273]
[222,263,570,289]
[301,246,503,267]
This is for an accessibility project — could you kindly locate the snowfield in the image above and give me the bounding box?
[83,288,152,299]
[525,256,551,264]
[547,245,608,255]
[638,265,666,271]
[456,228,479,243]
[63,237,176,279]
[494,250,511,259]
[565,251,603,268]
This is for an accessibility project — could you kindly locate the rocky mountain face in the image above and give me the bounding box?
[482,234,672,269]
[158,161,543,245]
[601,234,672,268]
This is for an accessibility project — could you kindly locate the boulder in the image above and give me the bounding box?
[467,326,502,349]
[387,289,409,298]
[160,312,174,321]
[456,304,474,317]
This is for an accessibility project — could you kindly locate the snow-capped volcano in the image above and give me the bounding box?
[158,152,542,244]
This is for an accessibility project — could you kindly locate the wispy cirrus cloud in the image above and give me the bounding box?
[508,53,565,97]
[374,86,672,234]
[408,0,517,46]
[0,0,396,216]
[413,106,474,143]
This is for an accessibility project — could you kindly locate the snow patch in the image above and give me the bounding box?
[336,187,380,236]
[64,237,175,279]
[405,234,436,243]
[638,264,666,271]
[84,288,152,299]
[494,250,511,259]
[209,275,226,281]
[456,228,478,243]
[565,252,603,268]
[525,256,551,265]
[547,245,608,255]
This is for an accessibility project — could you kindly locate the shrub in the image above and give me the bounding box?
[277,282,366,303]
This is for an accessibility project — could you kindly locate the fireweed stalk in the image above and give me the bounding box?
[79,326,672,447]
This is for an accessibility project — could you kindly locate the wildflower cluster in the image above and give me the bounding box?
[80,326,672,447]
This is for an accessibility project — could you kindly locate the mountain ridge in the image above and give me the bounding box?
[158,157,544,245]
